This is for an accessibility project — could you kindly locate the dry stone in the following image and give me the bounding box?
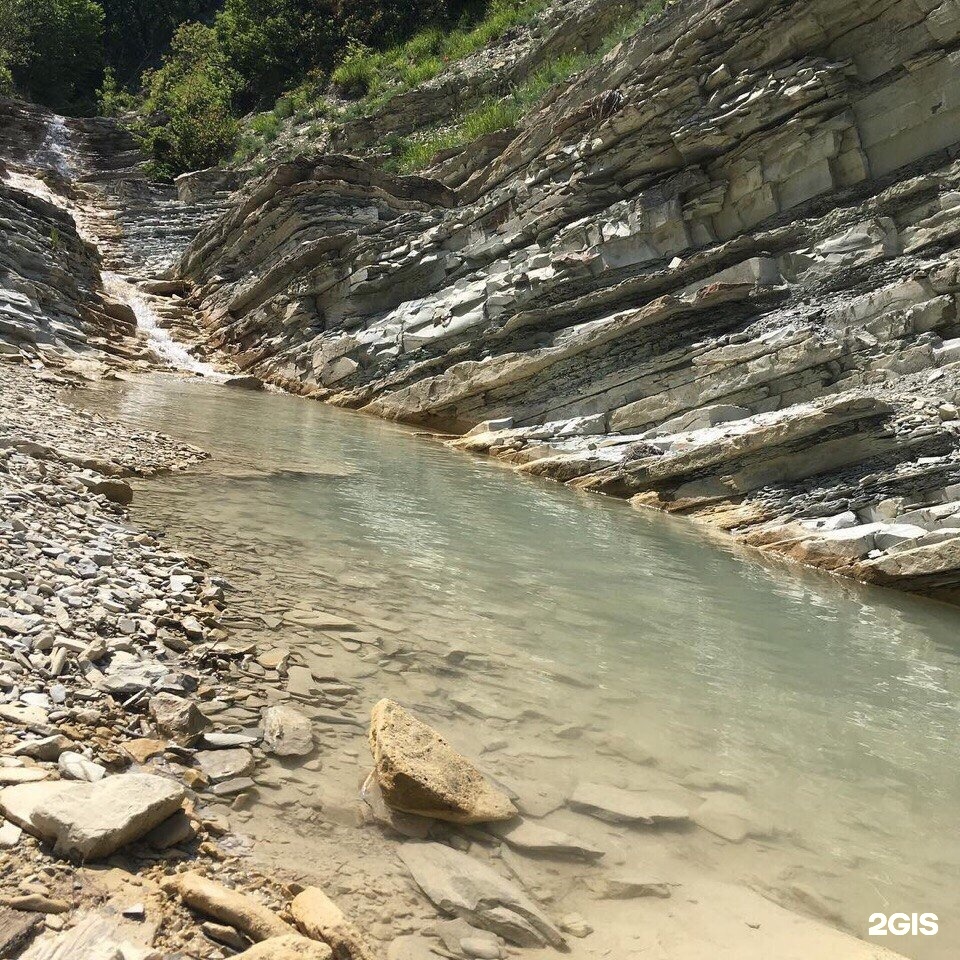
[369,699,516,824]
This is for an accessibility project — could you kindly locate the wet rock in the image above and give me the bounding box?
[290,886,376,960]
[196,748,255,783]
[398,842,565,948]
[597,874,676,899]
[162,872,293,941]
[223,376,265,391]
[369,699,516,824]
[559,914,592,938]
[26,774,186,860]
[149,692,210,744]
[89,477,133,505]
[485,817,604,860]
[262,704,314,757]
[693,793,775,843]
[360,771,431,839]
[569,781,693,825]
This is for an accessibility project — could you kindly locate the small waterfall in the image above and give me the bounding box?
[102,272,219,376]
[35,114,77,177]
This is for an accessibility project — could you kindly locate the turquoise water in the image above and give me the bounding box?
[78,373,960,957]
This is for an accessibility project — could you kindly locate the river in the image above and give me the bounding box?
[75,372,960,958]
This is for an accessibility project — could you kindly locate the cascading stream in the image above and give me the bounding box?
[101,272,220,376]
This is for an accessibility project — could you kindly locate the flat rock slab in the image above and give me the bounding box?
[24,774,185,860]
[196,748,255,783]
[693,793,775,843]
[485,818,605,860]
[398,842,565,948]
[569,782,694,825]
[0,767,51,785]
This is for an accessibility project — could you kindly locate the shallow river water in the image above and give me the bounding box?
[77,373,960,958]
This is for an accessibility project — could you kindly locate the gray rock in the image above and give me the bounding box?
[568,782,694,825]
[28,774,185,860]
[149,692,210,744]
[398,842,565,948]
[195,748,255,783]
[485,817,604,860]
[261,704,314,757]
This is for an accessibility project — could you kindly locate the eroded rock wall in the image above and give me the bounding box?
[180,0,960,593]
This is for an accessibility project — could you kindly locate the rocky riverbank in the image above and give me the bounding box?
[0,358,912,960]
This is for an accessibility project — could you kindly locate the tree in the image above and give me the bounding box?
[16,0,105,114]
[214,0,341,109]
[138,21,239,178]
[0,0,29,95]
[99,0,220,86]
[335,0,449,48]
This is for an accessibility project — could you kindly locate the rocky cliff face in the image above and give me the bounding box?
[176,0,960,596]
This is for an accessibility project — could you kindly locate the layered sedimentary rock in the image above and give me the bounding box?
[176,0,960,595]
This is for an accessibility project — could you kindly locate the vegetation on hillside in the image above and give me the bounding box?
[0,0,670,179]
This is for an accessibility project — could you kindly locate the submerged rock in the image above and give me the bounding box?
[569,781,694,825]
[398,842,565,948]
[369,699,516,824]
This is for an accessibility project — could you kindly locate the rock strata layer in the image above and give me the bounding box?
[176,0,960,597]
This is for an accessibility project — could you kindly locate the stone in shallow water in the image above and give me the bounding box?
[398,842,565,948]
[261,704,313,757]
[693,793,774,843]
[568,781,693,825]
[485,817,605,860]
[369,699,516,825]
[597,873,676,899]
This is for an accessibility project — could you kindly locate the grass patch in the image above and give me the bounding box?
[385,0,674,174]
[330,0,551,101]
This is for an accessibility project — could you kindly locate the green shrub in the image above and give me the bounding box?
[330,40,380,99]
[137,22,239,179]
[14,0,105,114]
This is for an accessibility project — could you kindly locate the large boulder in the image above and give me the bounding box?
[25,774,185,860]
[369,699,515,824]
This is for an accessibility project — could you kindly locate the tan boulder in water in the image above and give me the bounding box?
[369,699,516,824]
